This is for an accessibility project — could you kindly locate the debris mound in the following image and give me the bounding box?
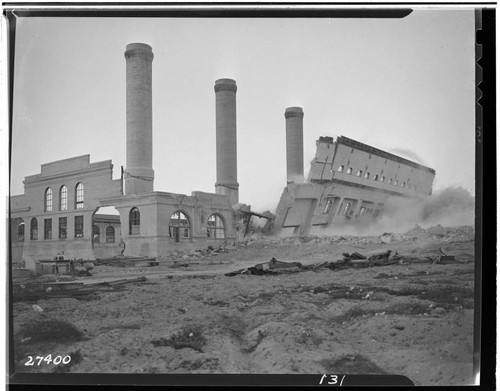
[151,325,206,352]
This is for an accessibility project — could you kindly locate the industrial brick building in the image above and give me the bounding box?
[10,43,238,270]
[9,42,436,270]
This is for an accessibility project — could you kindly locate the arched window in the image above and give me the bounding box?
[18,222,25,242]
[93,225,100,243]
[401,181,406,187]
[381,176,386,182]
[364,172,370,179]
[207,214,225,239]
[356,170,363,177]
[169,211,190,241]
[106,226,115,243]
[337,165,344,173]
[394,179,399,186]
[59,185,68,211]
[75,183,84,209]
[374,174,379,181]
[346,167,352,175]
[44,188,53,212]
[129,208,140,235]
[30,218,38,240]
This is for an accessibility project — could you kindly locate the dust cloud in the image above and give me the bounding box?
[313,186,475,237]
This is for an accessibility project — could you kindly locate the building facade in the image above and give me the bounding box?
[274,135,436,236]
[9,155,123,269]
[10,43,239,271]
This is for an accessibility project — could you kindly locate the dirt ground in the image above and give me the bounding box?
[11,225,475,386]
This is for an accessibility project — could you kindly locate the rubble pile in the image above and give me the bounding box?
[157,243,238,263]
[402,224,473,242]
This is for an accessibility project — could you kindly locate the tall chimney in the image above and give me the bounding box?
[285,106,304,183]
[124,43,154,195]
[214,78,239,205]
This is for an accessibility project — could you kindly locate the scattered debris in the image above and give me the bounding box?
[432,248,456,264]
[340,250,392,266]
[95,257,158,268]
[342,252,367,261]
[225,258,302,276]
[13,276,148,302]
[32,304,43,313]
[151,325,206,352]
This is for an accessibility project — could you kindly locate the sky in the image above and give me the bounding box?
[9,10,476,212]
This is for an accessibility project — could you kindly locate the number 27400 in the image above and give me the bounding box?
[25,354,71,366]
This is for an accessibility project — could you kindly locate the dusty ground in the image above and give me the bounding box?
[11,225,475,386]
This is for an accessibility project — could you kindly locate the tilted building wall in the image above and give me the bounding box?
[275,136,436,236]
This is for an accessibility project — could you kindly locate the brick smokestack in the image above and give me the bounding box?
[214,78,239,205]
[124,43,154,195]
[285,106,304,183]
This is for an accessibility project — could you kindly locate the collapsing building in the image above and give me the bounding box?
[274,109,436,235]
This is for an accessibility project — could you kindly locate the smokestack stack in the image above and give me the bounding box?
[285,106,304,183]
[214,78,239,205]
[124,43,154,195]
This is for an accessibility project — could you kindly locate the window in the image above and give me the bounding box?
[364,172,370,179]
[44,219,52,239]
[359,207,366,216]
[374,174,379,181]
[337,165,344,173]
[342,202,351,216]
[401,181,406,187]
[106,226,115,243]
[169,211,190,241]
[59,217,67,239]
[129,208,140,235]
[323,198,333,214]
[207,214,225,239]
[346,167,352,174]
[381,176,386,182]
[356,170,363,177]
[18,222,25,242]
[93,225,100,243]
[75,183,84,209]
[394,180,398,186]
[75,216,84,238]
[30,218,38,240]
[59,185,68,211]
[45,188,53,212]
[389,178,393,184]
